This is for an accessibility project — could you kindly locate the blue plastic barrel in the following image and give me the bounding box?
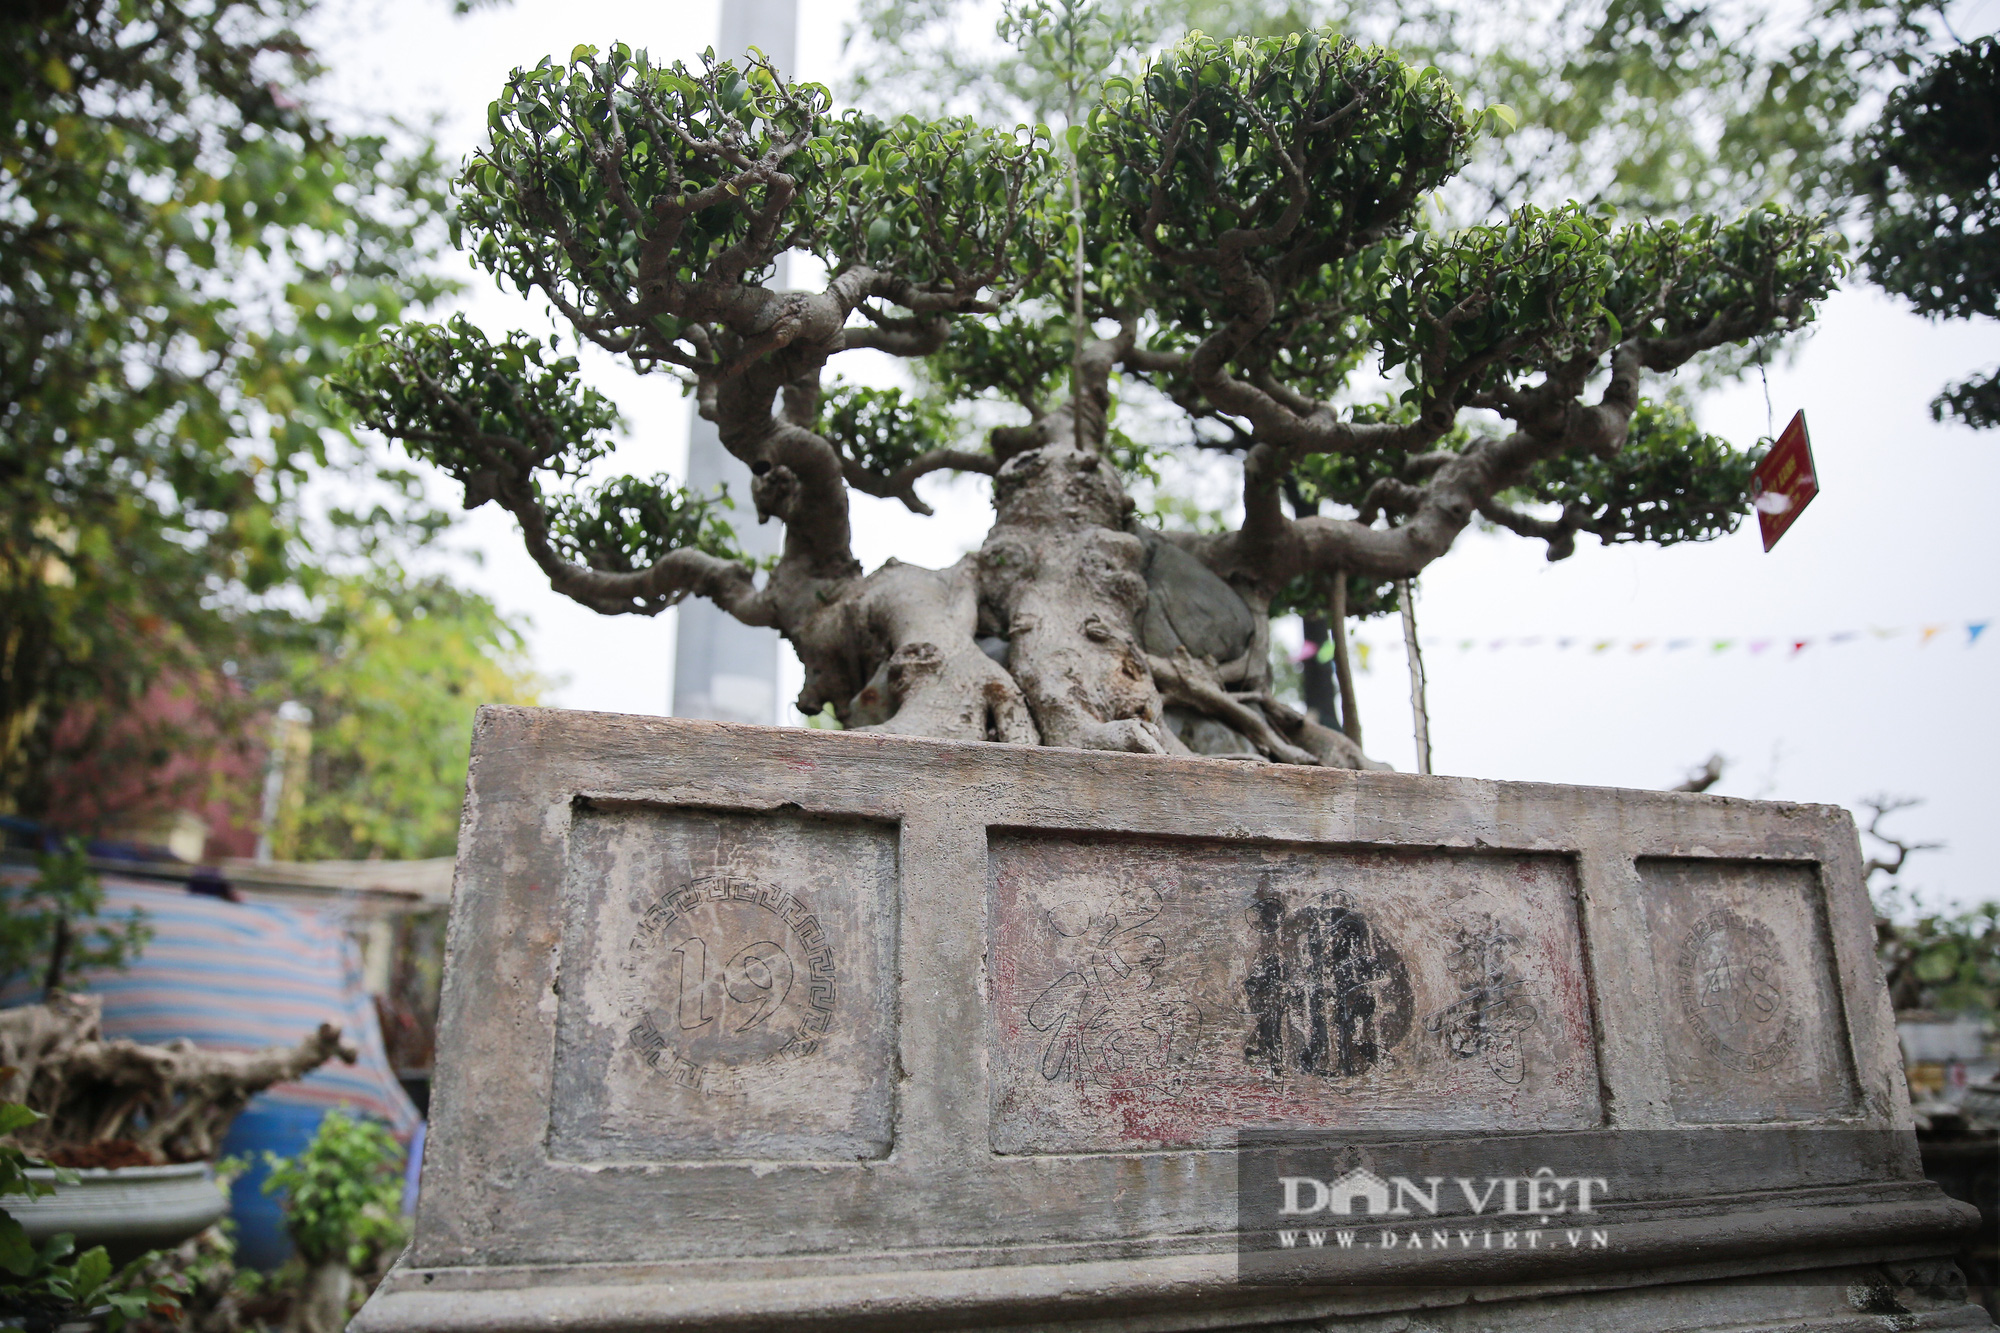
[219,1097,328,1271]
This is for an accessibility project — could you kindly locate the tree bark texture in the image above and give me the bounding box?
[1398,580,1431,775]
[1329,574,1362,747]
[285,1260,354,1333]
[783,429,1376,767]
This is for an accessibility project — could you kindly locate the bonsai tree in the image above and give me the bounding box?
[334,22,1840,765]
[261,1109,408,1333]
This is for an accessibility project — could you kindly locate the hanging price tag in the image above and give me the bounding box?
[1750,411,1818,552]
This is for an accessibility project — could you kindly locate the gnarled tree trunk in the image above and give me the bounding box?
[780,427,1374,767]
[0,993,357,1163]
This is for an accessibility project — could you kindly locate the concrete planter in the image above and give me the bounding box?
[14,1162,227,1263]
[356,709,1990,1333]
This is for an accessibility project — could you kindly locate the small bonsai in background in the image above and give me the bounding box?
[0,1101,184,1332]
[1,841,357,1169]
[0,839,151,999]
[261,1110,409,1333]
[0,996,356,1169]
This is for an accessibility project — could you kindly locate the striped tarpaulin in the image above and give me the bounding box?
[2,871,420,1140]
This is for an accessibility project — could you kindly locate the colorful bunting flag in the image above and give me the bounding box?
[1336,620,1988,662]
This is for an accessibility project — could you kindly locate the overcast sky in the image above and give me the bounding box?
[317,0,1998,912]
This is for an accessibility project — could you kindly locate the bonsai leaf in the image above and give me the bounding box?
[1605,207,1846,363]
[1513,398,1756,549]
[0,1103,41,1136]
[546,476,747,574]
[813,112,1059,297]
[1370,203,1616,402]
[817,380,961,480]
[331,316,623,500]
[1104,29,1473,274]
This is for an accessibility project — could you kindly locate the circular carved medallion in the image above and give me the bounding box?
[1675,909,1793,1071]
[620,874,835,1091]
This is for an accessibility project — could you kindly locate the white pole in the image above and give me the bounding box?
[670,0,799,727]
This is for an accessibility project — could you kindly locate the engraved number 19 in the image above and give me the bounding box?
[673,937,794,1033]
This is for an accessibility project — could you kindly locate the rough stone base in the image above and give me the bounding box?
[363,1257,1995,1332]
[357,712,1989,1333]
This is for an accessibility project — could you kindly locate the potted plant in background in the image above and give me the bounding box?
[258,1110,408,1333]
[1,1101,185,1332]
[0,842,357,1270]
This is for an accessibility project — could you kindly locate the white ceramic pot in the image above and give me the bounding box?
[11,1162,227,1261]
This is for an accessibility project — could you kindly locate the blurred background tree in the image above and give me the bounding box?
[1865,795,2000,1016]
[845,0,1959,219]
[1,0,534,856]
[266,577,545,862]
[1856,35,2000,428]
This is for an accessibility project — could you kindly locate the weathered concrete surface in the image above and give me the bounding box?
[549,805,897,1162]
[354,709,1987,1332]
[1639,858,1860,1124]
[990,838,1598,1152]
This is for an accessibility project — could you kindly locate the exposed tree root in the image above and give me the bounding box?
[1149,648,1320,765]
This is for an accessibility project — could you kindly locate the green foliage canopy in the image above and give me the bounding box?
[0,0,458,821]
[1857,35,2000,427]
[269,577,544,862]
[845,0,1952,220]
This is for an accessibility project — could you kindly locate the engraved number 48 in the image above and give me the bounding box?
[672,937,794,1033]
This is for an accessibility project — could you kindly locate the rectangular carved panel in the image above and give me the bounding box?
[1638,859,1859,1124]
[549,804,898,1161]
[989,833,1602,1153]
